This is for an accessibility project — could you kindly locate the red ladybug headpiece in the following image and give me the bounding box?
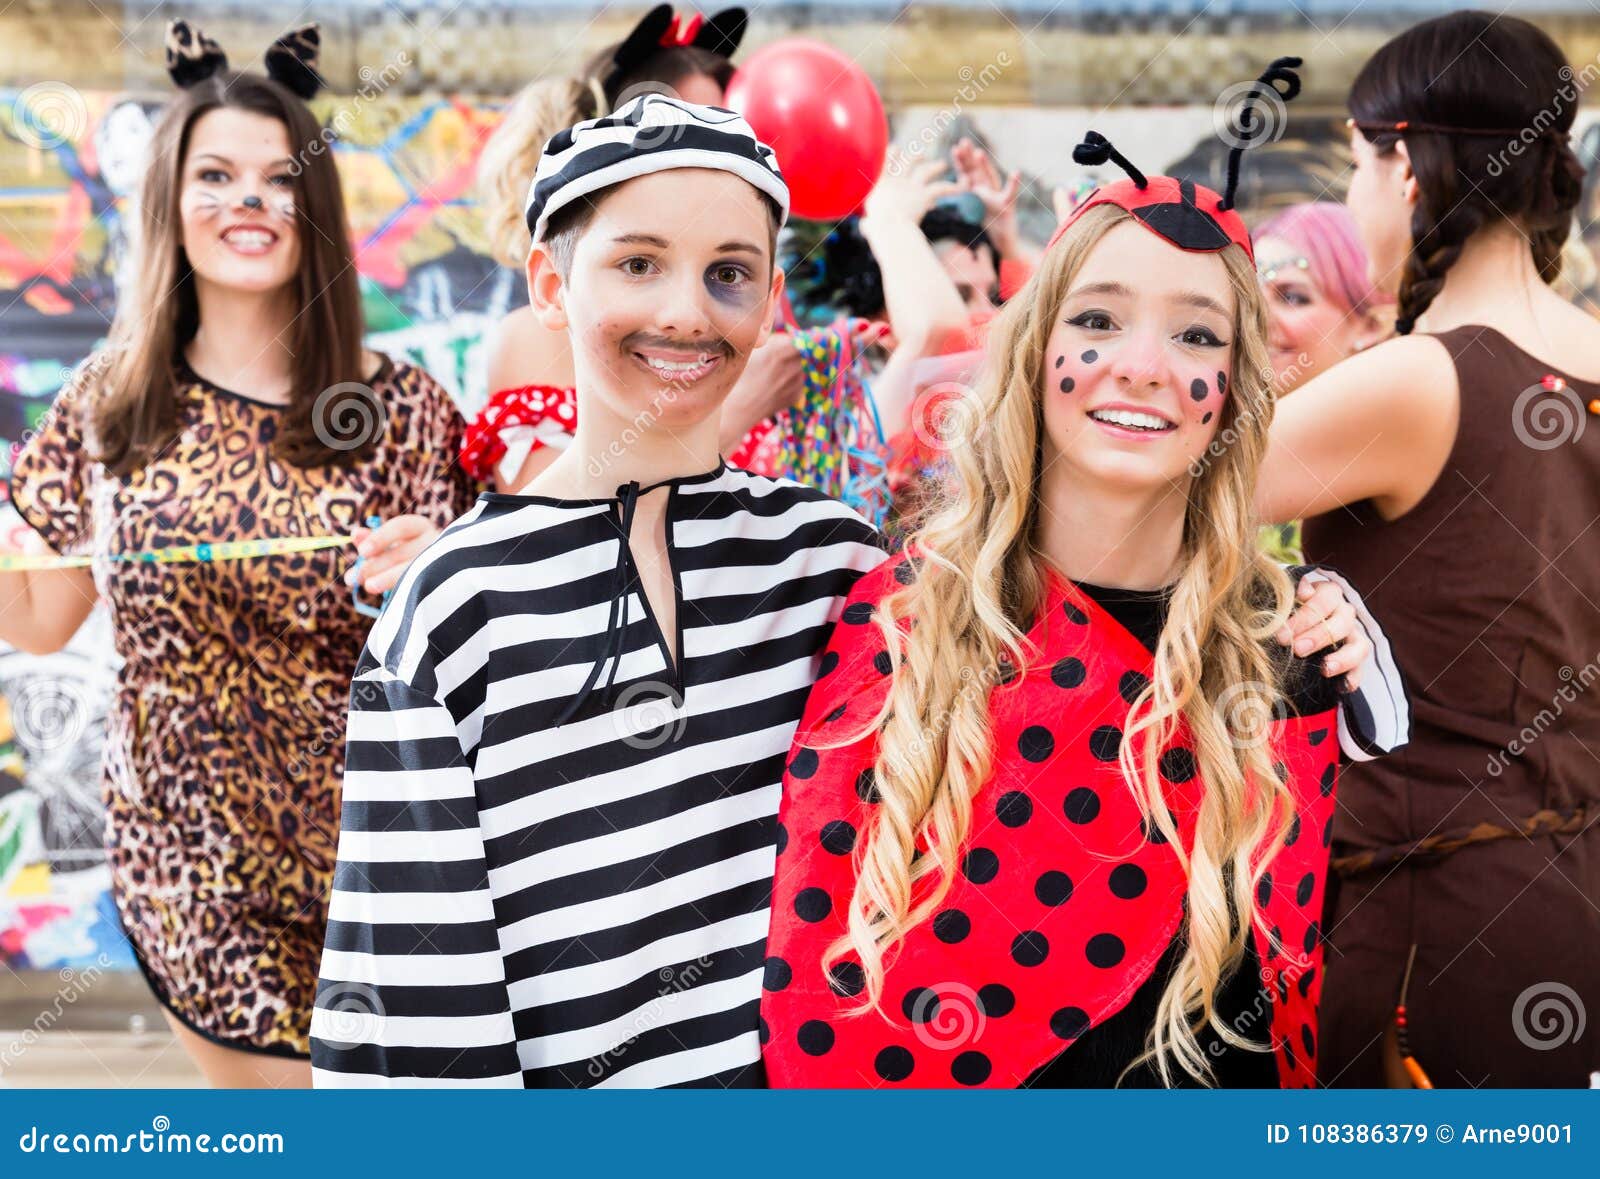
[1046,56,1303,265]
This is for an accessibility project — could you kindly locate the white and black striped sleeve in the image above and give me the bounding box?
[311,661,522,1088]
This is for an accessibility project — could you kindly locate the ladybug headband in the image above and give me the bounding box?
[1047,56,1304,265]
[601,5,747,96]
[164,18,324,100]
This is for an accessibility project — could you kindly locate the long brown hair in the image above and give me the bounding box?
[93,71,367,475]
[831,203,1297,1085]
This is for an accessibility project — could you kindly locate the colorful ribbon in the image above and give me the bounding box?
[0,533,356,572]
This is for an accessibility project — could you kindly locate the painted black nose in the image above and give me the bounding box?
[241,194,263,210]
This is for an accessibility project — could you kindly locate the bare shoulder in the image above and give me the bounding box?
[1290,332,1460,421]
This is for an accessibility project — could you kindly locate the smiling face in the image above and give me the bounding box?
[1256,233,1373,392]
[1040,220,1235,495]
[178,107,301,295]
[530,167,781,437]
[1344,129,1414,297]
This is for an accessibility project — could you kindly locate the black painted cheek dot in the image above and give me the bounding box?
[1012,930,1050,967]
[902,986,941,1023]
[875,1045,915,1082]
[1017,725,1055,763]
[1035,870,1074,906]
[1086,932,1126,968]
[1190,377,1209,401]
[951,1050,992,1086]
[1201,411,1214,424]
[828,960,866,997]
[1063,787,1101,824]
[1051,657,1086,689]
[996,790,1034,827]
[797,1020,835,1056]
[788,747,820,779]
[1080,349,1098,364]
[794,887,832,923]
[819,819,857,855]
[1108,863,1147,899]
[1088,725,1122,762]
[1054,354,1065,369]
[977,983,1015,1017]
[856,768,879,804]
[819,650,839,677]
[1296,872,1316,906]
[1050,1006,1091,1040]
[933,908,972,944]
[763,956,792,991]
[963,846,1000,884]
[1217,370,1228,396]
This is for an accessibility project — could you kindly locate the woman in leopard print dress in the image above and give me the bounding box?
[2,25,477,1085]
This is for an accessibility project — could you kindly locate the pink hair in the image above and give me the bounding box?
[1254,201,1391,315]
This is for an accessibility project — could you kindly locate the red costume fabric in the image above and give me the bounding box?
[762,558,1339,1088]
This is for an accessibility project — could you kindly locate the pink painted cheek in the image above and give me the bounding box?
[1050,347,1101,396]
[1184,369,1228,425]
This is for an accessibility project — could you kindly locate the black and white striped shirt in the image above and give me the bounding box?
[311,463,884,1088]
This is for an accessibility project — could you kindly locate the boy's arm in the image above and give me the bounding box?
[311,666,523,1087]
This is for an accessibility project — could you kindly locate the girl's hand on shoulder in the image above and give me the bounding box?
[1276,576,1369,689]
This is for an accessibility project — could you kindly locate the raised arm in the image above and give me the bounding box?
[1256,334,1459,525]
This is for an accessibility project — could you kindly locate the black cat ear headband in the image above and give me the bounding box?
[164,18,325,101]
[600,5,748,96]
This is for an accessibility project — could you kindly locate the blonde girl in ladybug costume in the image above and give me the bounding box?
[760,60,1408,1089]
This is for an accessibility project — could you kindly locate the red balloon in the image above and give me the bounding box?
[725,39,888,222]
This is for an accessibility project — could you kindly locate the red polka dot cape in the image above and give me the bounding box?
[762,558,1339,1088]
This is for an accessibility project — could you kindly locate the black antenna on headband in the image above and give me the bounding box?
[1072,131,1148,189]
[1218,56,1303,211]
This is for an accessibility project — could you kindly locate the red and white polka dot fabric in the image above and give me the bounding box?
[762,557,1338,1088]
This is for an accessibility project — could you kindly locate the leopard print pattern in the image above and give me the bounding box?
[11,355,479,1056]
[263,24,323,100]
[164,19,229,89]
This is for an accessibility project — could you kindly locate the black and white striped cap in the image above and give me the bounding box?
[524,93,789,245]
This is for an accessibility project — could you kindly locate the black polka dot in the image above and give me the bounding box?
[763,956,791,991]
[758,1017,770,1044]
[842,602,875,625]
[1086,932,1125,968]
[824,704,847,724]
[933,908,971,944]
[1283,1040,1297,1073]
[872,650,894,676]
[819,651,839,677]
[1063,601,1089,625]
[828,960,865,997]
[1051,657,1087,689]
[977,983,1015,1017]
[1295,872,1315,906]
[874,1045,914,1082]
[1301,1023,1316,1057]
[1308,727,1328,746]
[1256,872,1273,907]
[1050,1006,1091,1040]
[775,821,788,854]
[797,1020,834,1056]
[1012,931,1050,967]
[795,887,832,923]
[1284,812,1302,846]
[1201,410,1213,424]
[788,748,819,779]
[995,656,1019,686]
[1081,349,1098,364]
[1109,863,1147,899]
[1059,377,1076,394]
[902,986,940,1023]
[1088,725,1122,762]
[1118,669,1150,704]
[962,846,1000,884]
[855,768,879,804]
[1018,725,1055,762]
[1323,820,1333,848]
[1217,370,1228,395]
[1297,966,1316,999]
[995,790,1033,827]
[1063,786,1101,824]
[1320,764,1336,796]
[1035,870,1074,906]
[1141,813,1170,845]
[1303,921,1322,955]
[819,820,857,855]
[951,1052,992,1087]
[1159,747,1196,783]
[893,560,918,586]
[1273,761,1288,784]
[1190,377,1209,401]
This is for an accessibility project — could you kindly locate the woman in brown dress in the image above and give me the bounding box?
[1258,11,1599,1087]
[0,24,476,1086]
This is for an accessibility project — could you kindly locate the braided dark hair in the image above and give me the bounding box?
[1349,11,1586,334]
